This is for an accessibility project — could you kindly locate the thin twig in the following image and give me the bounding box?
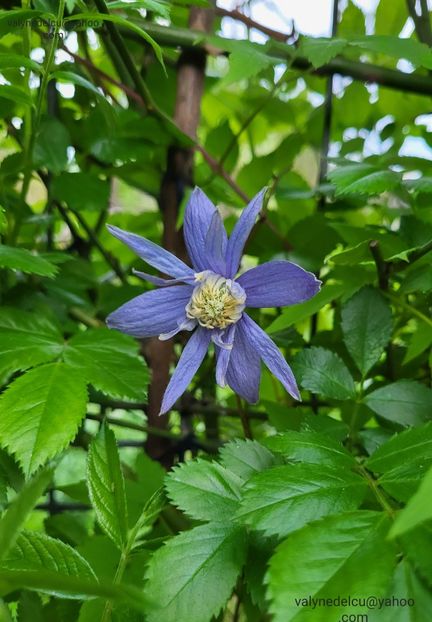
[69,208,126,283]
[215,7,292,42]
[235,395,253,440]
[369,240,389,290]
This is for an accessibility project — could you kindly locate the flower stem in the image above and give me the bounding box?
[235,395,253,440]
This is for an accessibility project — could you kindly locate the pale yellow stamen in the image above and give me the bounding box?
[186,272,246,330]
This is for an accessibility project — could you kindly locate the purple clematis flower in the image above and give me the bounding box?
[106,188,321,415]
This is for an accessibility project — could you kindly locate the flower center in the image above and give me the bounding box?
[185,271,246,330]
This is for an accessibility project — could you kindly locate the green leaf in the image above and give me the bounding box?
[0,54,42,73]
[378,460,432,503]
[165,459,242,522]
[0,245,58,277]
[299,37,347,68]
[51,70,116,124]
[390,466,432,538]
[218,439,275,481]
[144,522,247,622]
[375,0,408,36]
[0,531,97,599]
[405,176,432,195]
[106,0,170,18]
[0,466,54,562]
[267,512,395,622]
[128,488,166,551]
[65,13,164,70]
[218,40,273,86]
[0,363,87,476]
[372,560,432,622]
[292,347,356,400]
[0,569,146,609]
[366,422,432,473]
[364,380,432,427]
[352,35,432,70]
[341,286,392,375]
[51,172,109,212]
[264,431,355,468]
[236,464,367,537]
[267,283,346,333]
[328,163,401,196]
[404,322,432,362]
[339,0,365,36]
[87,423,128,550]
[63,329,149,401]
[33,118,70,175]
[399,524,432,587]
[0,307,63,376]
[0,85,32,107]
[0,9,51,37]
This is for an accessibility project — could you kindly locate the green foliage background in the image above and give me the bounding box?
[0,0,432,620]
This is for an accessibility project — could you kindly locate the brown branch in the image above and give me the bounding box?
[369,240,389,291]
[215,7,292,42]
[144,3,216,466]
[63,46,146,106]
[128,21,432,97]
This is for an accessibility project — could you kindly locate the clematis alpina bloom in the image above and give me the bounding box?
[106,188,321,414]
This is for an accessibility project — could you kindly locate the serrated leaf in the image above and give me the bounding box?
[0,246,58,277]
[144,522,247,622]
[236,464,367,537]
[165,459,242,522]
[0,466,54,562]
[390,466,432,538]
[299,37,347,68]
[63,329,148,401]
[218,439,275,481]
[364,380,432,427]
[378,460,432,503]
[264,431,355,468]
[267,511,395,622]
[328,163,401,196]
[267,283,346,333]
[0,531,97,599]
[87,423,128,550]
[341,286,392,375]
[128,488,166,551]
[292,347,356,400]
[0,307,63,377]
[0,363,87,476]
[366,422,432,473]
